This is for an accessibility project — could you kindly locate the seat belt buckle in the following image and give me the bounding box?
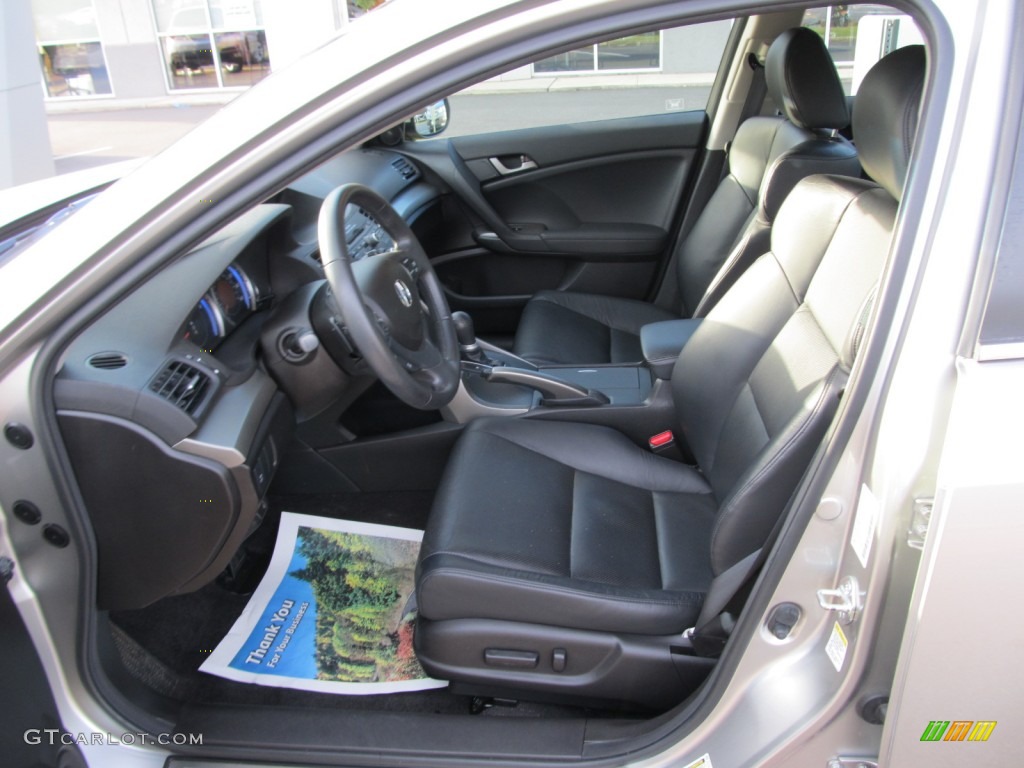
[648,430,675,453]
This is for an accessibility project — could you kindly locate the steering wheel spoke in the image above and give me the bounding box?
[389,336,456,393]
[388,334,440,372]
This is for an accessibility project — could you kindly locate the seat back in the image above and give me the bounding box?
[672,45,927,575]
[674,27,860,318]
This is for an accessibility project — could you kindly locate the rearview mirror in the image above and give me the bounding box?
[407,99,449,139]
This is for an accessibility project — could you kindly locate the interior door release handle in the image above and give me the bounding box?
[489,155,538,176]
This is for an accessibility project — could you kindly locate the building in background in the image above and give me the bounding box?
[29,0,365,103]
[27,2,902,106]
[28,0,732,105]
[9,2,905,191]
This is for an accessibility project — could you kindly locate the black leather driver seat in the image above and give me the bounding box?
[416,46,926,709]
[513,27,861,366]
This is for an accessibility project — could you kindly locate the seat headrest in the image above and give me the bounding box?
[853,45,926,202]
[765,27,850,132]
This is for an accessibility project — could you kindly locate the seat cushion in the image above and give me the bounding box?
[416,418,717,634]
[513,291,679,365]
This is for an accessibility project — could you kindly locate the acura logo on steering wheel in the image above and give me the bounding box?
[394,279,414,308]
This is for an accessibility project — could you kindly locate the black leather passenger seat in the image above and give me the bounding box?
[415,44,927,710]
[513,27,862,366]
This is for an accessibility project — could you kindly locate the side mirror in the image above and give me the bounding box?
[406,99,449,139]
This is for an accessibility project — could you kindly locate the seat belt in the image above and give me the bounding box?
[687,496,787,658]
[687,548,763,657]
[739,51,768,124]
[695,548,762,630]
[724,53,768,160]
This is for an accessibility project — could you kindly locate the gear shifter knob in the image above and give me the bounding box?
[452,311,475,347]
[451,311,487,363]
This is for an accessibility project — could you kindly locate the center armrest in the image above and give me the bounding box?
[641,318,703,379]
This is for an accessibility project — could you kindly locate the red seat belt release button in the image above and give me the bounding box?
[649,430,674,450]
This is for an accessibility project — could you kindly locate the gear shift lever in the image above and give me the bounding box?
[451,311,488,363]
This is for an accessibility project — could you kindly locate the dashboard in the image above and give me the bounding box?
[52,145,440,611]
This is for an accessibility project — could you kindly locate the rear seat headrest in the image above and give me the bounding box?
[766,27,850,132]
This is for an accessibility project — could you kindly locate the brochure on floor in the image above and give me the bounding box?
[201,512,446,694]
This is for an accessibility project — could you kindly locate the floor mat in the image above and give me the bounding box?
[201,512,444,694]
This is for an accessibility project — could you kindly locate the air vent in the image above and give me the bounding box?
[149,360,211,415]
[87,352,128,370]
[391,157,417,180]
[310,249,322,264]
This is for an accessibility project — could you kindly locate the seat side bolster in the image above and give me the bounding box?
[417,553,706,634]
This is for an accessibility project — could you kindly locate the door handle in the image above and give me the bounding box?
[488,154,538,176]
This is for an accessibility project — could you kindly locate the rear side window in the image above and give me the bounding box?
[444,20,733,137]
[801,4,924,94]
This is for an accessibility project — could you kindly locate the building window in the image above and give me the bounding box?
[152,0,271,91]
[32,0,113,98]
[534,32,663,74]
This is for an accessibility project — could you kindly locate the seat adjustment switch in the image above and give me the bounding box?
[484,649,539,668]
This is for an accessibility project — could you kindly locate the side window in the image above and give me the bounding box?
[444,20,733,138]
[801,5,924,94]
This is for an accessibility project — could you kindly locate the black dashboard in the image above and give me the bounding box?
[52,146,441,610]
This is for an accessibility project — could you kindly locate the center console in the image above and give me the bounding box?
[459,356,652,408]
[441,312,694,448]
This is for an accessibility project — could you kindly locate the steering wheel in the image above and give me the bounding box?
[317,184,460,410]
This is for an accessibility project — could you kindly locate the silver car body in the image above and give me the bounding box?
[1,0,1021,766]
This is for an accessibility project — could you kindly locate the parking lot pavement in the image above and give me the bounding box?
[48,105,224,175]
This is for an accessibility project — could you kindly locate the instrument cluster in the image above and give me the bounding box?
[182,265,259,351]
